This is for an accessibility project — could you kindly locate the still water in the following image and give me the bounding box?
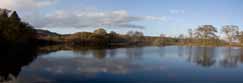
[2,46,243,83]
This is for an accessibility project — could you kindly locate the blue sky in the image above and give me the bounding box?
[1,0,243,36]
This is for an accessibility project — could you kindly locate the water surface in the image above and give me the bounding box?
[2,46,243,83]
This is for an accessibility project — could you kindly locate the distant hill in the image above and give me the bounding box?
[36,29,60,36]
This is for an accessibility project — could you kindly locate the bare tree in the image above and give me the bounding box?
[194,25,218,45]
[126,31,144,43]
[237,31,243,46]
[188,28,193,44]
[222,25,239,46]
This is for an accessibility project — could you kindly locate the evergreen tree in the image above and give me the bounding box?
[0,9,36,46]
[0,9,9,18]
[9,11,21,21]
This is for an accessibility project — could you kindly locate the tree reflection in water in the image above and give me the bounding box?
[39,45,243,68]
[107,48,117,58]
[0,46,37,83]
[178,46,216,67]
[194,47,216,67]
[28,46,145,76]
[93,49,107,59]
[178,46,243,68]
[220,48,243,68]
[240,48,243,63]
[126,47,143,60]
[3,45,243,82]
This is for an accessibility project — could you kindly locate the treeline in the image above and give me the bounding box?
[38,28,177,47]
[0,9,36,47]
[178,25,243,46]
[35,24,243,47]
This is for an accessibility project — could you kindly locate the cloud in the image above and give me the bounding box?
[0,0,13,9]
[144,16,168,22]
[169,9,185,14]
[0,0,56,10]
[0,0,166,29]
[25,9,165,29]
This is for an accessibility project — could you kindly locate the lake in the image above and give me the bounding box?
[1,46,243,83]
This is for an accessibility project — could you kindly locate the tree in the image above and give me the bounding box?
[221,25,239,46]
[188,28,193,44]
[0,9,10,41]
[0,9,36,46]
[9,11,21,21]
[88,33,108,46]
[178,34,185,44]
[153,38,164,46]
[0,9,10,18]
[109,31,118,37]
[126,31,144,44]
[194,25,218,45]
[237,31,243,46]
[188,28,193,38]
[76,32,93,40]
[108,31,121,43]
[94,28,107,35]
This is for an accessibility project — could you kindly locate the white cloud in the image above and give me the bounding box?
[169,9,185,14]
[0,0,166,29]
[25,9,166,29]
[0,0,56,10]
[144,16,168,22]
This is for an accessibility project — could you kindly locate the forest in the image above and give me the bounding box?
[0,9,36,48]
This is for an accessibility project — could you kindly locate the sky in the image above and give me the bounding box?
[1,0,243,36]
